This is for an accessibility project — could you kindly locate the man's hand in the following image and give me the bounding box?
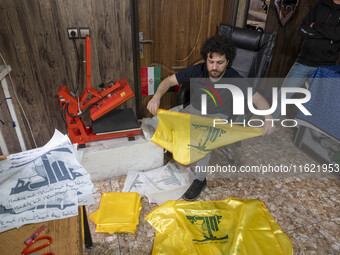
[146,74,179,116]
[147,96,160,116]
[262,117,275,136]
[310,22,314,28]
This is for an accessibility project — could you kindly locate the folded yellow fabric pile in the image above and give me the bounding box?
[151,109,263,165]
[145,198,292,255]
[89,192,142,234]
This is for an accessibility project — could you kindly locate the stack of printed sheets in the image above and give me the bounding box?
[0,130,95,233]
[123,161,193,205]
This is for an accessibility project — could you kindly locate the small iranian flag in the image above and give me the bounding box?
[141,66,161,96]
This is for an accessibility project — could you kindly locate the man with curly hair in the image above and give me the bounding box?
[147,34,274,200]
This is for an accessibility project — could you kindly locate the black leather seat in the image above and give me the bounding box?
[177,23,276,108]
[218,23,276,79]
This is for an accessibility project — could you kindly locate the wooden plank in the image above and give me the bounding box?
[0,215,83,255]
[0,0,37,152]
[0,154,8,161]
[90,0,136,110]
[222,0,236,25]
[138,0,152,68]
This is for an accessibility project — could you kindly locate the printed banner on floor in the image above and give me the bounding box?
[141,66,161,96]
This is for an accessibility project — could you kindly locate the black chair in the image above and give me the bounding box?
[218,23,276,80]
[177,23,276,108]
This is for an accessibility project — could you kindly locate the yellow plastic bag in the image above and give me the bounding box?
[151,109,263,165]
[89,192,142,234]
[145,198,293,255]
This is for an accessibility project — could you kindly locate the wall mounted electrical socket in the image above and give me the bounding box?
[79,28,90,38]
[67,28,79,39]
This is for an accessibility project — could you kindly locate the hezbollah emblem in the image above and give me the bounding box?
[275,0,299,26]
[186,214,229,242]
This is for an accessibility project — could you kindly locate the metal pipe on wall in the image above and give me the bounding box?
[243,0,251,28]
[130,0,142,119]
[232,0,240,27]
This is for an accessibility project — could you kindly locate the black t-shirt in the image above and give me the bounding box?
[175,63,242,83]
[175,63,254,118]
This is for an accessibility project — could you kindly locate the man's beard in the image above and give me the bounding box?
[209,70,224,79]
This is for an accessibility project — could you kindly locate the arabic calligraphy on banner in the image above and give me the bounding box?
[0,130,95,233]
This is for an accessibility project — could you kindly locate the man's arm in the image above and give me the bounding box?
[312,22,340,41]
[252,92,275,136]
[147,74,179,115]
[299,3,324,39]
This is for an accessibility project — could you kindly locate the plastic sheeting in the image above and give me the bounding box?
[145,198,293,255]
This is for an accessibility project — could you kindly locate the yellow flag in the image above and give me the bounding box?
[151,109,263,165]
[89,192,142,234]
[145,198,292,255]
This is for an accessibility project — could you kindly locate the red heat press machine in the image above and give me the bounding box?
[58,36,141,146]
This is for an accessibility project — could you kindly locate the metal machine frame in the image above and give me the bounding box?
[58,37,141,145]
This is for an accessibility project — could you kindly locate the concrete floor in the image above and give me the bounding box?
[85,125,339,255]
